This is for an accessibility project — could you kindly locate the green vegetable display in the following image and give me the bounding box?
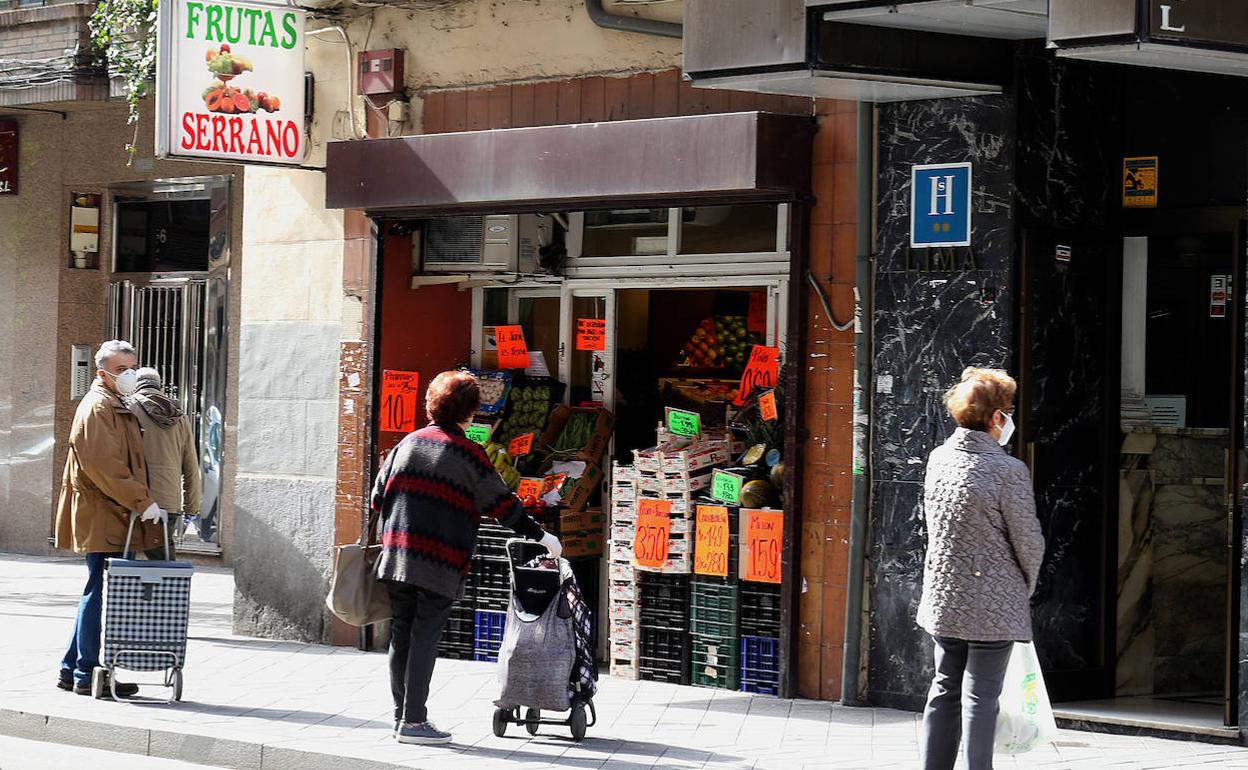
[484,442,522,490]
[493,383,554,445]
[553,412,596,453]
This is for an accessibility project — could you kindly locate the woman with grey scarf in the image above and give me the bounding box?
[127,368,201,560]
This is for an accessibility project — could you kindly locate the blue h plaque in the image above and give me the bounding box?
[910,162,972,248]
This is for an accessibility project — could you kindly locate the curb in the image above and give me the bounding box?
[0,708,409,770]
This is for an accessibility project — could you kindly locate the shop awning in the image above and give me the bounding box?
[324,111,813,215]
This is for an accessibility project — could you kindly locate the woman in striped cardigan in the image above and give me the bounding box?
[371,370,561,745]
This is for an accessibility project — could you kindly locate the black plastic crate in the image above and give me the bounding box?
[441,603,476,649]
[690,632,740,690]
[476,523,512,561]
[638,573,689,629]
[739,582,782,637]
[689,580,739,640]
[639,625,690,685]
[471,556,511,611]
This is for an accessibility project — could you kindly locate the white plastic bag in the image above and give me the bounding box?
[994,642,1058,754]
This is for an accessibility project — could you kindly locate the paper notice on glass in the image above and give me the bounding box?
[526,350,551,377]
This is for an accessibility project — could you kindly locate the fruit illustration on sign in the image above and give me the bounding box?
[201,44,281,114]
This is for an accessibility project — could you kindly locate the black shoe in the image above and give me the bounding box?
[56,676,73,692]
[74,673,138,698]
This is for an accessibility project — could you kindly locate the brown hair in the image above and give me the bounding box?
[426,371,481,427]
[943,367,1016,432]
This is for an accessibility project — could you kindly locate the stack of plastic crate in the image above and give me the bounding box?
[739,581,782,694]
[468,522,511,662]
[637,572,691,684]
[473,608,507,662]
[437,581,477,660]
[688,504,741,689]
[608,461,640,679]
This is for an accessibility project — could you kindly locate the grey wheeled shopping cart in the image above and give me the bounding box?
[92,513,194,702]
[491,539,598,741]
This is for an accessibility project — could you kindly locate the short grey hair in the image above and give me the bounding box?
[135,367,162,390]
[95,339,136,370]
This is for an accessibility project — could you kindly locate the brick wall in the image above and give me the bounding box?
[0,2,105,105]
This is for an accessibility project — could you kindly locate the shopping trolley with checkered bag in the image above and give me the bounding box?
[91,513,194,702]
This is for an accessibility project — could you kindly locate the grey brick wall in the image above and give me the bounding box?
[0,2,103,104]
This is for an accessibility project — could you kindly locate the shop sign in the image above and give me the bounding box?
[1211,274,1230,318]
[1123,156,1159,208]
[693,505,730,578]
[0,121,17,195]
[575,318,606,351]
[665,407,701,438]
[465,422,491,444]
[735,345,780,406]
[742,508,783,584]
[633,499,672,569]
[1150,1,1248,49]
[156,0,307,165]
[378,369,419,434]
[495,325,531,369]
[910,162,972,248]
[711,469,744,505]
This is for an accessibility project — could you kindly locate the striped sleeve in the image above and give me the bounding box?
[473,458,544,540]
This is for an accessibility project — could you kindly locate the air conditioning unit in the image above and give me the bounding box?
[418,214,579,273]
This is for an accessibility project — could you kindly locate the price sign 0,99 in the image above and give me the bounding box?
[379,370,420,433]
[633,498,672,569]
[734,345,780,406]
[694,505,730,577]
[666,407,701,438]
[710,469,743,505]
[743,508,783,584]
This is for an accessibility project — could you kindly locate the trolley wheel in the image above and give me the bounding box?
[171,669,183,702]
[90,667,106,700]
[569,703,587,742]
[524,707,540,736]
[492,707,509,737]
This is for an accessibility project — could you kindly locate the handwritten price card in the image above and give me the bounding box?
[465,423,492,444]
[735,345,780,406]
[666,407,701,438]
[694,505,730,577]
[710,469,743,505]
[516,477,542,501]
[743,508,783,584]
[759,390,778,422]
[495,325,531,369]
[576,318,606,351]
[632,498,672,569]
[508,432,534,457]
[379,370,420,433]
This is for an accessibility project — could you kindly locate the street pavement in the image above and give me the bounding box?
[0,735,235,770]
[1,553,1248,769]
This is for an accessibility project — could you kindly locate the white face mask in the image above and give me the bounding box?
[104,368,139,396]
[997,411,1015,446]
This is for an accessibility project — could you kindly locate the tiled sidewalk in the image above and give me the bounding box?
[0,553,1246,769]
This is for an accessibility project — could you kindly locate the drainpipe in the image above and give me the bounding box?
[585,0,682,38]
[841,101,875,706]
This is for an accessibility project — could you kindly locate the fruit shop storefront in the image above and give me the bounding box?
[325,111,817,695]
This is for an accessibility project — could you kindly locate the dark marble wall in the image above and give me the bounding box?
[869,95,1017,710]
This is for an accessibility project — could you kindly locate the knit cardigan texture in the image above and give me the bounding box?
[371,423,544,599]
[916,428,1046,642]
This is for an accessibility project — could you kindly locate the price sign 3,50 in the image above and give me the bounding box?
[633,499,672,569]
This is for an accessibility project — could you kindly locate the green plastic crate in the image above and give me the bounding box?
[690,632,741,689]
[689,580,740,639]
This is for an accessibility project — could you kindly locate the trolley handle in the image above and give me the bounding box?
[123,511,171,561]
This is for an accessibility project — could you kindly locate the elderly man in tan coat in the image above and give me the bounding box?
[55,339,165,698]
[128,367,201,560]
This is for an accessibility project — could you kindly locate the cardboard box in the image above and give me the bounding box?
[558,462,604,513]
[540,405,615,463]
[561,506,605,533]
[562,528,603,558]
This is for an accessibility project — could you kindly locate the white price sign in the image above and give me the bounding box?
[157,0,306,165]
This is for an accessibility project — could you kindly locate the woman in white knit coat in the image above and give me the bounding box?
[917,367,1045,770]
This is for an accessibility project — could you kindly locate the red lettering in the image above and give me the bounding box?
[180,113,195,150]
[247,120,264,155]
[281,122,299,158]
[265,121,281,154]
[210,115,226,153]
[228,117,244,153]
[195,114,210,150]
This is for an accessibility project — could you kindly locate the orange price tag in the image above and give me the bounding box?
[495,325,531,369]
[540,472,568,498]
[748,291,767,334]
[759,390,778,422]
[516,477,542,501]
[743,508,783,584]
[694,505,730,577]
[632,498,672,569]
[575,318,606,351]
[508,432,534,457]
[734,345,780,406]
[379,370,420,433]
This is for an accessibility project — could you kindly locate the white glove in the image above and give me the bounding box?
[539,531,562,559]
[139,502,166,524]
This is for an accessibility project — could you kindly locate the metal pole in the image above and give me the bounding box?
[841,100,875,706]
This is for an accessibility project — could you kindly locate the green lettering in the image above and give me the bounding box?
[245,8,263,45]
[281,12,297,49]
[185,2,203,39]
[224,5,243,43]
[260,12,278,48]
[205,4,223,42]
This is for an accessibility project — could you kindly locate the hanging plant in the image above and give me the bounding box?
[89,0,160,161]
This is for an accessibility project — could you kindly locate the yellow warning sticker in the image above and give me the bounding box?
[1123,156,1158,208]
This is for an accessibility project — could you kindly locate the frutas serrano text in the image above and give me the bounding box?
[180,112,300,158]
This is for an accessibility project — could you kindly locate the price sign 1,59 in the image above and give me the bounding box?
[743,508,783,584]
[633,498,672,569]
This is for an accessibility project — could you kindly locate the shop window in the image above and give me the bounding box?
[115,199,211,274]
[679,204,779,255]
[581,208,669,257]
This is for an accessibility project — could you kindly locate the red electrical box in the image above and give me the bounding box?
[358,49,405,96]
